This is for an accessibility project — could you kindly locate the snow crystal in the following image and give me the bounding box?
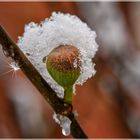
[53,113,71,136]
[17,12,98,97]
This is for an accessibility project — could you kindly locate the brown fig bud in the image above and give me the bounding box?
[46,45,81,104]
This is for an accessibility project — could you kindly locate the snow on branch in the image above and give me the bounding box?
[0,12,98,138]
[0,25,87,138]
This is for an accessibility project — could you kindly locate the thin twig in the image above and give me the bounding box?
[0,25,87,138]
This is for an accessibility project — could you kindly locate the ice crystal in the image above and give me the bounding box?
[53,113,71,136]
[17,12,98,97]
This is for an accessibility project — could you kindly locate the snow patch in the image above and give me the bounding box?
[17,12,98,97]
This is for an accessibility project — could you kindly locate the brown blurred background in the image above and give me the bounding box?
[0,2,140,138]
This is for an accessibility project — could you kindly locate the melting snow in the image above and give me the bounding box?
[53,113,71,136]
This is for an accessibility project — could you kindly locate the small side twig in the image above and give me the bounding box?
[0,25,87,138]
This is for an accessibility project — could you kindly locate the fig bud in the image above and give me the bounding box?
[46,45,81,104]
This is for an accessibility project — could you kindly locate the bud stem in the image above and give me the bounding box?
[64,86,73,104]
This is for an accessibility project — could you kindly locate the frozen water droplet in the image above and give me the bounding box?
[53,112,72,136]
[62,127,70,136]
[60,116,71,136]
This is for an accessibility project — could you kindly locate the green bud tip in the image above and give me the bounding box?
[45,44,81,104]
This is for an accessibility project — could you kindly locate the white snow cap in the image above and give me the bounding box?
[17,12,98,98]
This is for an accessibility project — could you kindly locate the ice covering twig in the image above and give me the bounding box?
[0,25,87,138]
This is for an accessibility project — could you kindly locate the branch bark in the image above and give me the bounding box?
[0,25,87,138]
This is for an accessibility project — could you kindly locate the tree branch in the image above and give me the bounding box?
[0,25,87,138]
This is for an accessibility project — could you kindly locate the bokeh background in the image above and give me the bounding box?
[0,2,140,138]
